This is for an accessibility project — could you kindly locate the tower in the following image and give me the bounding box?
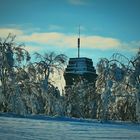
[78,25,80,58]
[64,27,97,87]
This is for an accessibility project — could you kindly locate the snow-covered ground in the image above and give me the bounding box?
[0,113,140,140]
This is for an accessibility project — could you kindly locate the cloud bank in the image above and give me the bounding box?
[0,27,139,54]
[0,28,23,37]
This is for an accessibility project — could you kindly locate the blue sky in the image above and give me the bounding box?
[0,0,140,66]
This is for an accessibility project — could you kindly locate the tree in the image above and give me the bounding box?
[96,55,136,121]
[0,34,30,112]
[64,80,99,119]
[0,34,30,93]
[128,49,140,121]
[19,52,67,116]
[34,52,67,91]
[107,51,140,121]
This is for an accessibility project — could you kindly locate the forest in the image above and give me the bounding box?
[0,34,140,122]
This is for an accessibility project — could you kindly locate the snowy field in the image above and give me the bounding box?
[0,113,140,140]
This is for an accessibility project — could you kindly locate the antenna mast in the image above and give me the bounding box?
[78,25,80,58]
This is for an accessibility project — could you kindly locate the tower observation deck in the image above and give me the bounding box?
[64,27,97,86]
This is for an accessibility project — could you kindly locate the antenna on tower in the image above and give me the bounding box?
[78,25,80,58]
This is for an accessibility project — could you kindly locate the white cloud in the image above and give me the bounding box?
[0,27,140,54]
[18,32,65,45]
[67,0,89,5]
[81,36,121,50]
[24,45,42,53]
[48,25,63,31]
[0,28,23,38]
[119,41,140,53]
[17,32,121,50]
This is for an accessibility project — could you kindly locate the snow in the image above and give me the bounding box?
[0,113,140,140]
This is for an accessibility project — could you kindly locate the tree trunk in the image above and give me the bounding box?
[136,86,140,122]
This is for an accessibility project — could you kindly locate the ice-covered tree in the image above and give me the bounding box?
[128,49,140,121]
[25,52,67,116]
[0,34,30,112]
[96,50,140,122]
[96,55,132,121]
[0,34,67,116]
[34,52,67,91]
[64,80,99,119]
